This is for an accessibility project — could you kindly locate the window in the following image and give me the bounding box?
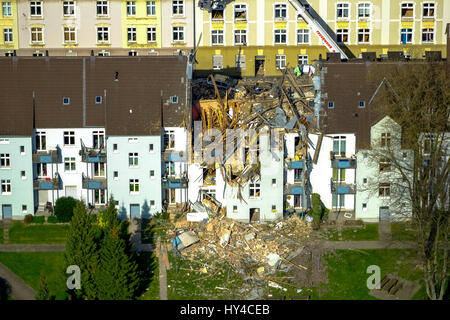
[20,146,25,154]
[164,130,175,149]
[0,153,10,168]
[422,28,434,43]
[165,162,175,176]
[297,29,309,44]
[358,29,370,43]
[30,1,42,16]
[332,194,345,207]
[96,1,108,16]
[211,9,223,20]
[233,205,238,213]
[234,4,246,21]
[62,97,70,105]
[272,178,276,187]
[401,28,413,44]
[126,1,136,16]
[171,96,178,104]
[22,205,27,213]
[64,27,76,43]
[423,2,435,18]
[95,96,102,104]
[379,183,391,198]
[234,30,247,45]
[0,138,9,144]
[37,163,47,177]
[333,136,346,156]
[150,170,155,179]
[275,54,286,70]
[359,101,366,108]
[113,171,118,179]
[298,54,308,65]
[129,179,139,193]
[147,26,156,42]
[363,178,368,184]
[401,3,414,18]
[98,51,109,56]
[235,54,246,69]
[274,3,287,19]
[94,162,105,177]
[358,2,370,18]
[128,50,137,56]
[31,27,43,43]
[113,143,118,152]
[294,168,303,181]
[336,3,349,19]
[337,29,349,43]
[272,205,277,212]
[1,180,11,194]
[149,144,154,152]
[129,152,138,167]
[379,157,391,173]
[3,28,12,43]
[63,1,75,16]
[211,30,224,45]
[2,2,12,17]
[93,131,104,149]
[328,101,335,109]
[32,51,43,56]
[128,138,137,144]
[36,131,46,151]
[64,157,76,172]
[362,203,367,211]
[150,200,155,208]
[172,0,183,15]
[127,27,136,42]
[147,1,156,16]
[213,55,223,70]
[63,131,75,146]
[249,182,261,198]
[380,132,391,148]
[332,168,346,182]
[97,26,109,42]
[274,29,287,44]
[172,26,184,42]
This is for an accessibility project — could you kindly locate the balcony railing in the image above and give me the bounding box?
[162,150,185,162]
[162,176,188,189]
[32,146,60,163]
[82,174,107,189]
[33,173,62,190]
[80,139,106,163]
[330,178,355,194]
[330,152,357,169]
[287,159,304,170]
[284,183,304,195]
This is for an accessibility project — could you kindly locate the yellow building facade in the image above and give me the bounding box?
[195,0,450,76]
[0,0,18,52]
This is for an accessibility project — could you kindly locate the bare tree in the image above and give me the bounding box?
[367,62,449,300]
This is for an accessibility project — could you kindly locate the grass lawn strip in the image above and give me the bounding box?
[8,222,69,244]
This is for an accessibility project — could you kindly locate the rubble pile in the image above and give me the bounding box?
[172,213,313,275]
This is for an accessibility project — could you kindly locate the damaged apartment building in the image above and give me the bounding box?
[0,55,191,219]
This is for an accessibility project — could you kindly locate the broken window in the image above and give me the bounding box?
[401,3,414,18]
[358,29,370,43]
[336,29,349,43]
[235,54,246,69]
[379,183,391,198]
[234,4,246,21]
[211,9,224,20]
[380,132,391,148]
[249,182,261,198]
[422,2,435,18]
[379,157,391,173]
[213,55,223,70]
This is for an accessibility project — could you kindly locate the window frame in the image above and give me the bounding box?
[296,28,310,44]
[336,2,350,19]
[234,29,247,46]
[128,152,139,167]
[64,157,76,172]
[400,28,413,44]
[172,0,184,16]
[63,26,76,43]
[379,183,391,198]
[63,1,75,17]
[97,26,110,43]
[275,54,286,70]
[211,29,224,45]
[1,179,11,194]
[401,2,414,19]
[358,28,370,44]
[30,1,42,17]
[422,28,434,43]
[96,0,109,17]
[2,2,12,17]
[274,29,287,44]
[172,26,185,42]
[3,27,13,43]
[274,3,287,20]
[249,182,261,199]
[0,153,10,169]
[147,26,156,42]
[358,2,371,19]
[422,2,435,19]
[298,54,308,65]
[63,131,75,146]
[129,178,140,194]
[127,26,137,43]
[336,28,349,43]
[126,1,136,16]
[30,27,43,43]
[234,3,247,22]
[147,1,156,16]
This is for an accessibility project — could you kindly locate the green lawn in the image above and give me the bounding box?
[326,224,379,241]
[0,252,68,300]
[0,227,3,244]
[8,222,69,244]
[391,223,418,241]
[139,254,160,300]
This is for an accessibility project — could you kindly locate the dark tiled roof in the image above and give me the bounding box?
[0,56,189,136]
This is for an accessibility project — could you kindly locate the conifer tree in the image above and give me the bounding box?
[35,275,51,300]
[64,201,99,300]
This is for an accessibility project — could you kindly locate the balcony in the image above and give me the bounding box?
[80,139,106,163]
[287,159,304,170]
[284,183,304,195]
[330,179,355,194]
[32,147,60,163]
[330,152,357,169]
[162,176,188,189]
[162,150,185,162]
[33,174,62,190]
[82,174,107,189]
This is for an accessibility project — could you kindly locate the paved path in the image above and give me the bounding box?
[321,240,416,250]
[0,244,66,252]
[0,262,36,300]
[157,237,168,300]
[379,221,392,242]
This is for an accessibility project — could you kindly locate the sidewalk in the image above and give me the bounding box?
[0,244,65,252]
[0,262,36,300]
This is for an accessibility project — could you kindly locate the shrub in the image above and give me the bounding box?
[54,197,78,222]
[32,216,45,224]
[24,214,33,224]
[47,216,59,224]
